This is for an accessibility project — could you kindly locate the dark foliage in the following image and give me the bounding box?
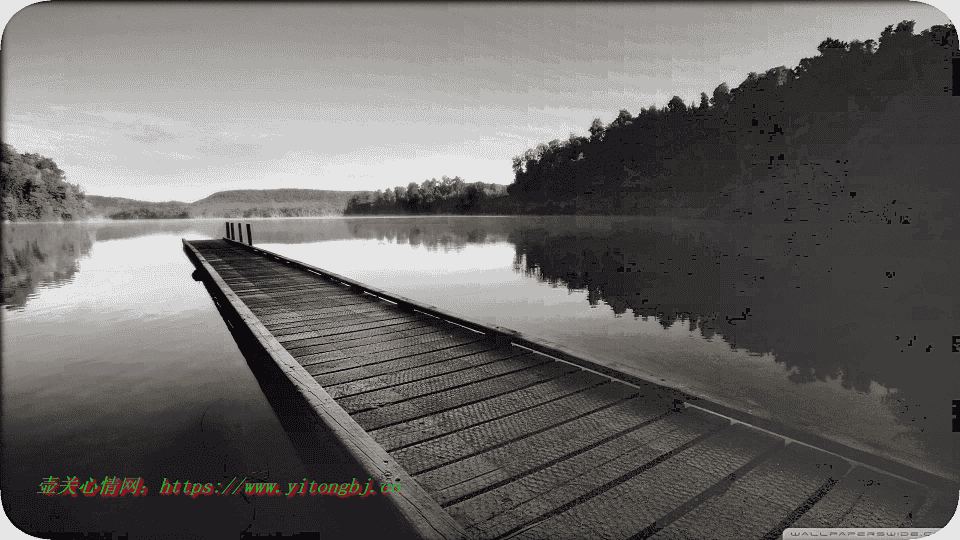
[343,176,512,215]
[1,144,92,221]
[506,22,958,223]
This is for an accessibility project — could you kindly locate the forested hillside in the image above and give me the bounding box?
[506,21,957,225]
[85,189,364,219]
[85,196,191,219]
[343,176,512,215]
[1,143,92,221]
[189,189,360,218]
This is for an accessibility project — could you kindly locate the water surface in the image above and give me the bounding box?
[3,216,956,535]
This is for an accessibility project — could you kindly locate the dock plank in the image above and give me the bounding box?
[355,360,581,433]
[452,407,728,538]
[395,381,643,478]
[511,423,783,540]
[792,466,925,528]
[278,314,424,343]
[335,348,545,414]
[256,300,390,324]
[283,318,449,352]
[270,310,421,338]
[263,305,396,331]
[418,392,674,506]
[290,322,443,357]
[317,344,521,390]
[300,338,493,373]
[648,442,851,540]
[292,326,481,364]
[369,369,608,451]
[313,336,489,390]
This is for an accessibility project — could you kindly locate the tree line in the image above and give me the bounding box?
[506,21,957,221]
[1,143,92,221]
[344,176,511,215]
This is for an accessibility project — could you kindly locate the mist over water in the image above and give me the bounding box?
[2,216,956,535]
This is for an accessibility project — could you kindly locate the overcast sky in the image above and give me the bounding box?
[2,2,954,202]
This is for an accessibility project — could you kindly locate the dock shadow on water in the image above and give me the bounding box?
[190,255,421,539]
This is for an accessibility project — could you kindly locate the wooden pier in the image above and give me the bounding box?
[183,233,956,540]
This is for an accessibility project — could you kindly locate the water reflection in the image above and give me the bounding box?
[1,224,94,310]
[3,217,955,482]
[506,219,957,473]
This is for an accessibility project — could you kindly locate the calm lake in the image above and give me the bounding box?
[2,216,956,536]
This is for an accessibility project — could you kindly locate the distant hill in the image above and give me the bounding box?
[86,195,190,206]
[87,188,368,219]
[193,189,359,206]
[86,195,191,219]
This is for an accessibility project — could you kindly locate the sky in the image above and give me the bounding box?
[1,1,955,202]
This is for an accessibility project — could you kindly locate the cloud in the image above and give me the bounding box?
[195,137,263,159]
[125,123,179,145]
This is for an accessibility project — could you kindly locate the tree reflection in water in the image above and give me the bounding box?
[507,218,956,466]
[1,223,94,310]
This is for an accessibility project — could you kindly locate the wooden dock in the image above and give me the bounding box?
[183,235,956,540]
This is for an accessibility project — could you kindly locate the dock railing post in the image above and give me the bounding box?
[225,222,229,238]
[230,222,235,240]
[246,223,252,246]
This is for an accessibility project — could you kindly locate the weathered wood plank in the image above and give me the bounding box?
[292,328,482,365]
[232,282,351,295]
[270,310,421,338]
[242,292,372,311]
[222,276,335,288]
[395,381,643,478]
[311,334,485,384]
[284,318,449,351]
[218,272,321,283]
[298,336,491,372]
[263,304,397,331]
[296,326,447,367]
[256,299,391,323]
[369,369,608,451]
[235,286,349,300]
[355,360,582,434]
[791,465,925,528]
[183,239,467,540]
[335,347,540,414]
[416,392,673,505]
[510,423,783,540]
[247,297,381,316]
[291,321,443,357]
[240,288,362,303]
[452,407,728,538]
[317,342,520,390]
[277,314,423,343]
[648,442,850,540]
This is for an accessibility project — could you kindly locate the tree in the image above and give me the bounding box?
[710,82,731,108]
[612,109,633,128]
[699,92,710,110]
[817,37,849,54]
[588,118,605,141]
[512,155,524,175]
[1,143,90,221]
[667,95,687,114]
[406,181,421,210]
